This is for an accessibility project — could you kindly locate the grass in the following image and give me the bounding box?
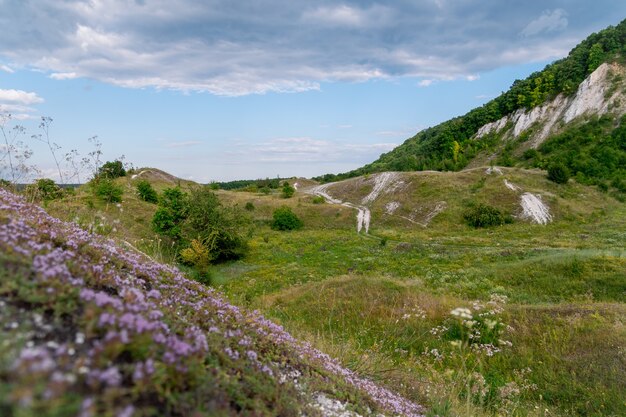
[27,166,626,416]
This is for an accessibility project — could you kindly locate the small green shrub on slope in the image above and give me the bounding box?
[136,179,158,203]
[464,203,510,228]
[271,206,303,230]
[92,178,123,203]
[547,163,571,184]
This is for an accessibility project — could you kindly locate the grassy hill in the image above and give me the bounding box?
[4,163,625,416]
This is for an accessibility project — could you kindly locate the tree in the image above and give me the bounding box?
[281,182,295,198]
[93,178,123,203]
[136,180,158,203]
[98,160,126,179]
[152,187,188,239]
[182,186,249,261]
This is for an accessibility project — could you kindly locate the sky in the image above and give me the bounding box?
[0,1,625,182]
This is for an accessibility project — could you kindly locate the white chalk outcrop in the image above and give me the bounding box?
[475,63,626,148]
[520,193,552,225]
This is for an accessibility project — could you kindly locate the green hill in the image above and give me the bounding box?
[317,18,626,195]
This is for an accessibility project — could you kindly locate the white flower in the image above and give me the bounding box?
[451,307,472,319]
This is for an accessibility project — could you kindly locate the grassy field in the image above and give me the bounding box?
[43,167,626,416]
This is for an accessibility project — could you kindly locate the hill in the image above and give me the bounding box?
[0,188,425,416]
[8,165,626,416]
[317,18,626,196]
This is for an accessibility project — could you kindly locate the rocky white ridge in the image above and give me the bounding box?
[475,63,626,148]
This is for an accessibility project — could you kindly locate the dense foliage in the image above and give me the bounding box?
[547,163,571,184]
[152,186,249,263]
[281,182,295,198]
[152,187,188,239]
[463,203,510,228]
[525,115,626,193]
[25,178,64,201]
[217,177,284,191]
[92,178,123,203]
[316,18,626,182]
[271,206,304,231]
[97,160,126,179]
[136,179,158,203]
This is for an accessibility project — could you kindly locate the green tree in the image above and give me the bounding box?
[281,182,295,198]
[136,180,158,203]
[183,186,249,261]
[587,43,605,73]
[93,178,123,203]
[97,160,126,179]
[152,187,188,239]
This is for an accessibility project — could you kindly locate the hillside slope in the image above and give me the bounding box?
[318,18,626,193]
[0,189,424,416]
[305,168,618,235]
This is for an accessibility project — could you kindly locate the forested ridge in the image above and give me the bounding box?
[316,18,626,185]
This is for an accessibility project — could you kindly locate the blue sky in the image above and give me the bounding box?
[1,1,625,182]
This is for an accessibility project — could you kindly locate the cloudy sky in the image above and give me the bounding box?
[1,1,625,182]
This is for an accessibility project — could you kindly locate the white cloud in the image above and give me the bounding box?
[418,79,434,87]
[466,74,480,81]
[0,1,620,95]
[50,72,78,80]
[0,89,44,105]
[521,9,568,37]
[0,64,14,73]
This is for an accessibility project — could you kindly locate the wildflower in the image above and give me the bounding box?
[450,307,472,319]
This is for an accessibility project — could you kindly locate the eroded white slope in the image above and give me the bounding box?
[475,63,626,148]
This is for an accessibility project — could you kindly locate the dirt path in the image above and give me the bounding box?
[306,183,371,233]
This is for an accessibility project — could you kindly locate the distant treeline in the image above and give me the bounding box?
[316,18,626,183]
[215,177,286,190]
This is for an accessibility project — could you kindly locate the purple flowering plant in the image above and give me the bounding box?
[0,189,424,416]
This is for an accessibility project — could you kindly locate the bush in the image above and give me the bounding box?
[183,186,249,262]
[271,206,303,231]
[464,204,509,228]
[97,160,126,179]
[281,182,295,198]
[312,195,325,204]
[92,178,123,203]
[244,202,255,211]
[547,163,570,184]
[26,178,63,201]
[136,180,158,203]
[152,187,188,239]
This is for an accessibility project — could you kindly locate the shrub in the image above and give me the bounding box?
[271,206,303,231]
[312,195,325,204]
[26,178,63,201]
[136,180,158,203]
[547,163,570,184]
[245,202,255,211]
[281,182,295,198]
[92,178,123,203]
[183,186,249,262]
[152,187,188,239]
[97,160,126,179]
[464,204,509,228]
